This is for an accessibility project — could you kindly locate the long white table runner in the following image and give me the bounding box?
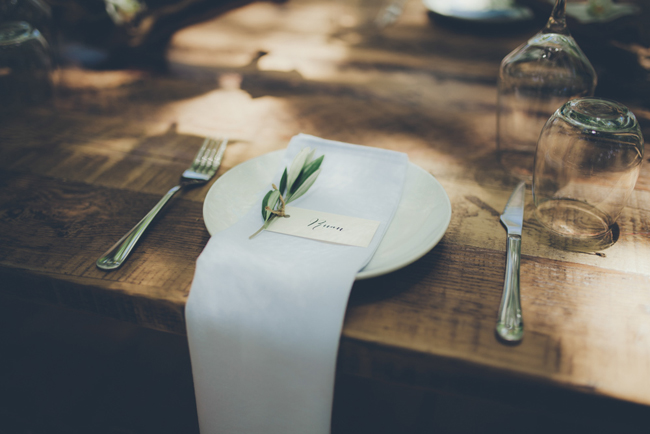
[186,134,408,433]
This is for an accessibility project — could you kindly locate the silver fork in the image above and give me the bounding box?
[96,137,228,270]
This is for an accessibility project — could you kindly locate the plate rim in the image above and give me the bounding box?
[357,162,451,279]
[422,0,533,23]
[203,150,452,280]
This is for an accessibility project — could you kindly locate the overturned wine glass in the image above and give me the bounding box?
[496,0,597,180]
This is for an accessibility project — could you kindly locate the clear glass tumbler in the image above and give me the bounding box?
[0,21,54,110]
[0,0,53,44]
[533,98,644,250]
[497,0,597,179]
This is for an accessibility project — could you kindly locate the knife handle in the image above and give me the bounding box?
[496,234,523,342]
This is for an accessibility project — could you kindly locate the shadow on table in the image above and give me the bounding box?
[3,293,649,434]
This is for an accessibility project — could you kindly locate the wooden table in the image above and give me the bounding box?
[2,0,650,429]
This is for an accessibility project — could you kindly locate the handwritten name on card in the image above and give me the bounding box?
[265,206,380,247]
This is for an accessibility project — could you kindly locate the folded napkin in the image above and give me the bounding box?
[186,134,408,434]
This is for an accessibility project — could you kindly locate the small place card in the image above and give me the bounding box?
[265,206,380,247]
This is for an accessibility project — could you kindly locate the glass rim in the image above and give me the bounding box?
[0,21,38,46]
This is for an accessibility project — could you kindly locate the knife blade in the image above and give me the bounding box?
[496,181,525,342]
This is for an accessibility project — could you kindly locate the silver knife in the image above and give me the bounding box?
[496,181,525,342]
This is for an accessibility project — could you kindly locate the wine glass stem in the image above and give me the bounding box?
[543,0,568,34]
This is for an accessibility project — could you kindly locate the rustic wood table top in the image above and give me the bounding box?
[2,0,650,426]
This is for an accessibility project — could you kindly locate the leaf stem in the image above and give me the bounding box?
[249,186,291,238]
[249,215,276,239]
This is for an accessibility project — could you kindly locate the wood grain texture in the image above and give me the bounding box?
[1,0,650,414]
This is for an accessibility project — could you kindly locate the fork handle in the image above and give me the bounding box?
[96,184,182,270]
[495,235,523,342]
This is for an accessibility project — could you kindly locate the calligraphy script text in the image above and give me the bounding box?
[308,218,344,232]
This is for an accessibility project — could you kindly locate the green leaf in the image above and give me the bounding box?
[279,168,288,196]
[286,148,311,193]
[287,168,321,203]
[304,148,316,165]
[261,190,273,220]
[263,214,277,230]
[289,155,324,195]
[266,190,281,221]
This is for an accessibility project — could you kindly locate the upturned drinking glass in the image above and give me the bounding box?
[0,0,53,42]
[0,21,53,109]
[497,0,597,179]
[533,98,644,250]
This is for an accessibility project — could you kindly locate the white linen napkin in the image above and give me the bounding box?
[186,134,408,434]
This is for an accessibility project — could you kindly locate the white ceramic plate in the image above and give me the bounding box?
[423,0,533,23]
[203,151,452,280]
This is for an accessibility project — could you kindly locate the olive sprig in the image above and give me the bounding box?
[249,148,324,238]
